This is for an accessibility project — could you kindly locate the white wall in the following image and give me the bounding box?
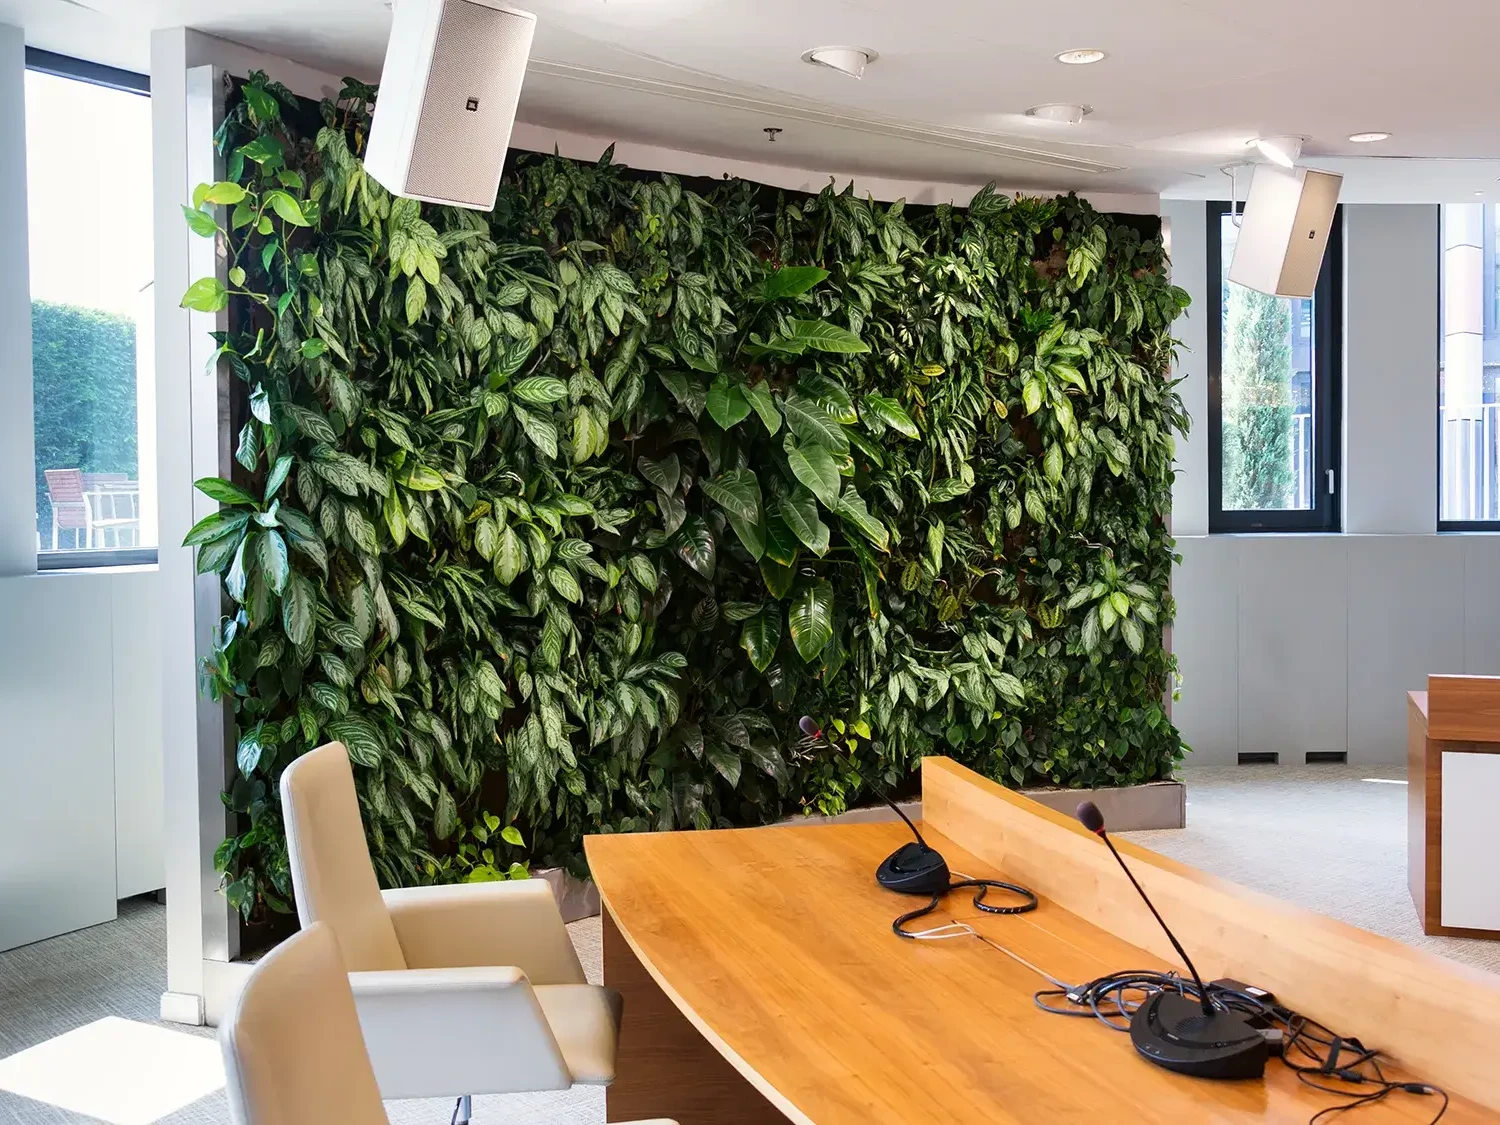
[1168,201,1469,766]
[0,22,164,956]
[0,568,163,950]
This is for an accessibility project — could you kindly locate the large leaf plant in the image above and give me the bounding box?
[182,73,1191,921]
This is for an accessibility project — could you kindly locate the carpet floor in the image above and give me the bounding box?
[1,763,1494,1123]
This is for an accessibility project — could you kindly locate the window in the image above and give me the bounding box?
[25,49,156,567]
[1438,203,1500,528]
[1207,201,1342,533]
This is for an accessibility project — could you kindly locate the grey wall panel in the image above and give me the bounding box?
[1462,536,1500,675]
[1346,536,1464,762]
[1170,536,1240,765]
[1237,536,1349,759]
[113,569,164,898]
[1343,205,1440,535]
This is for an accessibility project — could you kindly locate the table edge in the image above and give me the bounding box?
[593,877,816,1125]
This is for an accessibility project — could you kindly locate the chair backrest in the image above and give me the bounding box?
[220,922,388,1125]
[44,468,84,503]
[280,743,407,971]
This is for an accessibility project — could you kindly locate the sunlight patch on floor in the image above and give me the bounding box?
[0,1017,224,1124]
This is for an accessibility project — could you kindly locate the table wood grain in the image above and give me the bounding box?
[589,801,1498,1123]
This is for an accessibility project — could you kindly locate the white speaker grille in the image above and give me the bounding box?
[405,0,534,209]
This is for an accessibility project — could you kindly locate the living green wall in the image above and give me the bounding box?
[183,74,1190,919]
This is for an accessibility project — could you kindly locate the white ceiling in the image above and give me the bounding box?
[6,0,1500,198]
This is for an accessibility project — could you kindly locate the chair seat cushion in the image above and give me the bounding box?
[533,983,623,1084]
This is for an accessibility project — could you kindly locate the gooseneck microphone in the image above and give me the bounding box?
[797,717,949,894]
[1074,800,1268,1080]
[1075,801,1212,1017]
[796,717,1037,927]
[801,717,932,847]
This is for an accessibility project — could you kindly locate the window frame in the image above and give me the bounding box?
[1436,203,1500,532]
[1206,200,1344,534]
[26,49,156,570]
[24,47,150,94]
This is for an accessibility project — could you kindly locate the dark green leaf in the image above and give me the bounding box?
[864,394,919,438]
[740,604,782,672]
[705,376,752,430]
[195,477,258,507]
[789,582,835,662]
[638,454,681,495]
[743,380,781,435]
[700,469,762,524]
[783,392,850,454]
[675,517,716,579]
[779,490,830,556]
[837,488,889,552]
[762,265,829,299]
[786,318,869,354]
[783,437,842,508]
[183,510,249,547]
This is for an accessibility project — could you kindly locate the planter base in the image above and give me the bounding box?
[1019,780,1185,831]
[536,866,600,922]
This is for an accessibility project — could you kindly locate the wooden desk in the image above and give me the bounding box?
[1409,677,1500,938]
[588,757,1500,1124]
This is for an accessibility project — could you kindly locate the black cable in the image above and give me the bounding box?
[890,877,1037,938]
[1029,973,1447,1125]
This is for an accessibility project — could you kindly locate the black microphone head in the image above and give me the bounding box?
[1075,800,1106,835]
[798,716,822,738]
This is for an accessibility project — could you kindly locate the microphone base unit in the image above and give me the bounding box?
[1130,992,1269,1080]
[876,842,952,896]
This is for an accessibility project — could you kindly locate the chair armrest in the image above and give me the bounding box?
[381,880,586,984]
[349,968,573,1098]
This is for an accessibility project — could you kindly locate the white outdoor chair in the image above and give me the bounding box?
[280,742,626,1125]
[83,478,140,548]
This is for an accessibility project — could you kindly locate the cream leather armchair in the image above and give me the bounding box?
[280,742,623,1121]
[221,921,676,1125]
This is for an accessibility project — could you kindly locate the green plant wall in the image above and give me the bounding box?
[182,74,1190,919]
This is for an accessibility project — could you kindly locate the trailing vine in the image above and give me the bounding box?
[181,73,1190,920]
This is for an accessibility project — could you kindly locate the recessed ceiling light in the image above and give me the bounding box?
[1024,102,1092,124]
[1055,48,1106,65]
[1348,131,1392,143]
[801,46,877,80]
[1248,135,1304,168]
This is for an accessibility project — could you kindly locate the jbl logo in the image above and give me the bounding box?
[465,97,480,112]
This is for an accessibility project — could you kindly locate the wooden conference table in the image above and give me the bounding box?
[586,758,1500,1124]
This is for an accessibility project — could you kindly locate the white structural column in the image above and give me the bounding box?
[153,29,344,1028]
[154,29,240,1025]
[0,25,35,577]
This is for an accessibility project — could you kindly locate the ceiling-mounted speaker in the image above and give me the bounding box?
[365,0,536,211]
[1227,164,1343,299]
